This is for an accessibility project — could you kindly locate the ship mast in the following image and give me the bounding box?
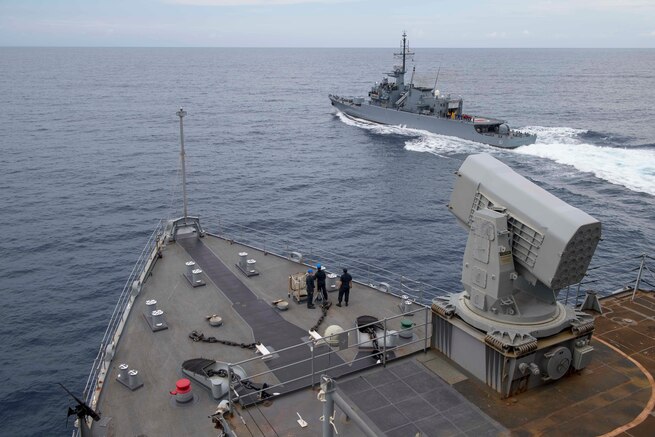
[402,31,407,74]
[393,31,414,88]
[176,108,188,222]
[168,108,204,241]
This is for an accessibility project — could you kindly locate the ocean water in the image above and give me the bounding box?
[0,47,653,436]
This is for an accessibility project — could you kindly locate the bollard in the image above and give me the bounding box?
[186,261,196,278]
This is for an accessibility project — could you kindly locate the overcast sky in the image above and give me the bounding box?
[1,0,654,48]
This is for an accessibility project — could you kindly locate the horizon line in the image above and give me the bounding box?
[1,45,653,49]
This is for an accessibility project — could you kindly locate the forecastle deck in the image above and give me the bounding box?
[88,231,654,437]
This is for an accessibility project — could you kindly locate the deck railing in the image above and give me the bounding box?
[81,219,165,408]
[564,253,655,306]
[79,218,652,435]
[225,306,431,416]
[209,217,654,308]
[207,218,452,305]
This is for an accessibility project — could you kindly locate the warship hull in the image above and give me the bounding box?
[330,95,536,149]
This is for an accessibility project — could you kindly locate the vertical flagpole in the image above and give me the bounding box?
[176,108,188,221]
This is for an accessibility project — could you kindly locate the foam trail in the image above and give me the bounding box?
[335,110,423,137]
[516,126,655,196]
[335,110,485,157]
[336,112,655,196]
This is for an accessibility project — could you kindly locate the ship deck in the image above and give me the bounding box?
[90,231,654,437]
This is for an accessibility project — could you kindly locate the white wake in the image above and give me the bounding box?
[335,111,485,157]
[517,126,655,196]
[335,111,655,196]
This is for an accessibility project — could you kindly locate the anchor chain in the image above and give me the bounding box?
[206,368,273,400]
[363,326,382,359]
[189,330,259,350]
[310,300,332,333]
[357,316,384,360]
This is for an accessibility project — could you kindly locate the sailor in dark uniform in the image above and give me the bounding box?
[314,264,328,302]
[306,269,315,309]
[337,268,352,307]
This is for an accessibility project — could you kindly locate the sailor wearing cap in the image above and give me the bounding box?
[306,269,315,309]
[314,264,328,302]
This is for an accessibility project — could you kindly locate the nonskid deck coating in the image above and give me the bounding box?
[90,231,654,437]
[446,289,655,436]
[177,234,388,397]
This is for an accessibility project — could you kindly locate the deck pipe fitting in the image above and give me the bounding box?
[170,378,193,403]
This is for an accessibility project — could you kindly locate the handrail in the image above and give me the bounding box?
[79,219,652,437]
[81,219,165,407]
[211,217,652,305]
[225,307,431,406]
[565,253,653,306]
[207,218,451,304]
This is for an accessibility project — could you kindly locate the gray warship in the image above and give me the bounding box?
[67,110,655,437]
[329,33,537,148]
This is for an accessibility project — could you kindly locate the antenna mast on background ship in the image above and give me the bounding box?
[395,31,415,73]
[393,31,415,88]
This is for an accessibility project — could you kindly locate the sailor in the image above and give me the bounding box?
[314,264,328,302]
[306,269,315,309]
[336,268,353,307]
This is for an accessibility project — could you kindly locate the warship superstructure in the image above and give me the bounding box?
[329,33,537,148]
[68,110,655,437]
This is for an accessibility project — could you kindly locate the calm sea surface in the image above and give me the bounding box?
[0,48,653,435]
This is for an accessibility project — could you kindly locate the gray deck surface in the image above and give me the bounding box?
[91,231,652,437]
[91,232,431,436]
[177,235,383,398]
